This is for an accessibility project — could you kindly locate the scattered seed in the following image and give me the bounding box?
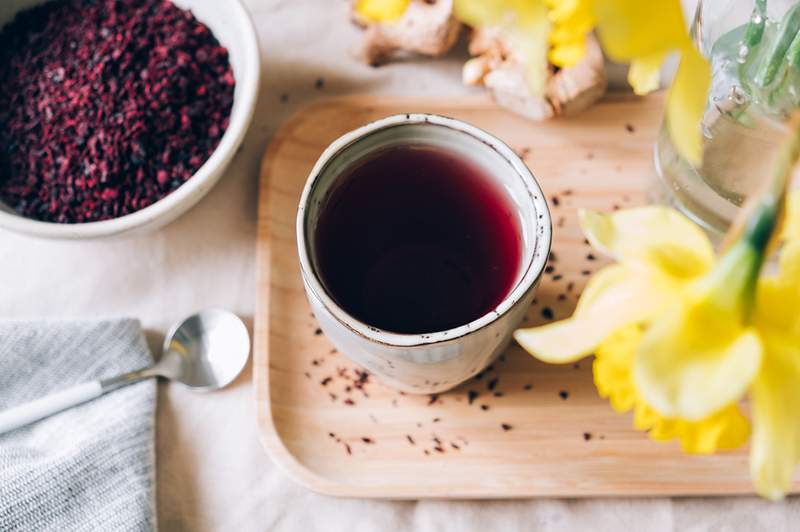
[314,328,322,335]
[344,398,355,406]
[541,307,554,320]
[344,443,352,455]
[583,432,593,441]
[315,77,325,89]
[501,423,513,431]
[625,123,635,133]
[361,437,374,444]
[487,378,499,391]
[523,384,533,391]
[467,390,479,404]
[480,404,490,411]
[559,390,569,400]
[320,377,332,386]
[428,394,439,405]
[406,435,416,445]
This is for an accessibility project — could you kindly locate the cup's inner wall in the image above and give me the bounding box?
[303,122,540,333]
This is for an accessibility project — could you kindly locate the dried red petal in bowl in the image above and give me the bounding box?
[0,0,235,223]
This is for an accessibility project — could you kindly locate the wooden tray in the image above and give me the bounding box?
[255,93,777,498]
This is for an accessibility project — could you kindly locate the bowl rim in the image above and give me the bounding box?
[296,113,553,348]
[0,0,260,239]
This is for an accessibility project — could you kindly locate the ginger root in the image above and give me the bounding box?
[463,30,607,121]
[352,0,462,66]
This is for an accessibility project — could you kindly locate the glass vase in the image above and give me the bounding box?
[655,0,797,234]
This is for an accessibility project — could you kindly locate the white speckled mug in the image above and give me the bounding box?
[297,114,551,394]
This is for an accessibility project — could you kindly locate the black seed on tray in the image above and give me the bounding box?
[314,328,322,335]
[406,435,415,445]
[501,423,513,431]
[468,390,479,404]
[487,378,499,391]
[559,390,569,400]
[541,307,554,320]
[583,432,593,441]
[480,404,490,411]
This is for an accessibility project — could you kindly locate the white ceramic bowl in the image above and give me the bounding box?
[0,0,260,239]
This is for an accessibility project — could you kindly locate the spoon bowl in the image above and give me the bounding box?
[159,309,251,391]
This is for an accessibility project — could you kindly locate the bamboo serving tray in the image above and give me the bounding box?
[254,93,793,498]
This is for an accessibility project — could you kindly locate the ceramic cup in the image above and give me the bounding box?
[297,114,552,394]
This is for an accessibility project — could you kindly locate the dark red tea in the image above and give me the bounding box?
[314,144,522,334]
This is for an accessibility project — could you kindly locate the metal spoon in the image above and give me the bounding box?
[0,309,250,435]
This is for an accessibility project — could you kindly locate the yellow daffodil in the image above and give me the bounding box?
[517,123,800,498]
[514,205,751,453]
[595,325,750,454]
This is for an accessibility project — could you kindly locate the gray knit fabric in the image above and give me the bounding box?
[0,319,157,531]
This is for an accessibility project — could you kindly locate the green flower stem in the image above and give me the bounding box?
[754,3,800,89]
[744,0,767,48]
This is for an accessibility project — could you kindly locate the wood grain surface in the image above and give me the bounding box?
[254,93,797,498]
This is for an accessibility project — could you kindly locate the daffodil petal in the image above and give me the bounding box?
[756,244,800,333]
[578,207,715,279]
[750,332,800,500]
[546,0,593,68]
[515,265,674,363]
[591,0,688,61]
[666,45,711,167]
[355,0,409,22]
[628,53,666,95]
[783,189,800,241]
[634,297,762,420]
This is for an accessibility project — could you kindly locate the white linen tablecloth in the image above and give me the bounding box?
[1,0,796,529]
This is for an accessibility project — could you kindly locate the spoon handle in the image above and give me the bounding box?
[0,367,155,435]
[0,381,103,435]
